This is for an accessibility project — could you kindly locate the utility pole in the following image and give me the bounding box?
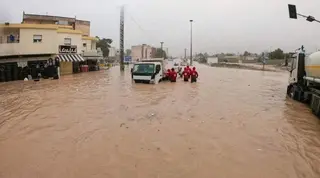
[160,42,164,58]
[119,5,125,71]
[190,20,193,66]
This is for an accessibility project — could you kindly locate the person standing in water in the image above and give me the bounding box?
[182,67,190,82]
[170,68,177,82]
[190,67,198,83]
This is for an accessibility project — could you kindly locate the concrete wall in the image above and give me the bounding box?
[108,47,117,57]
[131,45,156,61]
[0,28,19,43]
[131,45,143,61]
[20,28,58,53]
[207,57,218,64]
[75,20,90,36]
[23,14,91,36]
[241,59,258,63]
[0,28,57,56]
[60,61,73,75]
[82,39,92,51]
[218,58,240,63]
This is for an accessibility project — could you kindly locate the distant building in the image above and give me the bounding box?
[131,44,156,62]
[108,47,117,57]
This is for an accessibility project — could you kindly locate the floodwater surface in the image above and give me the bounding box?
[1,63,320,178]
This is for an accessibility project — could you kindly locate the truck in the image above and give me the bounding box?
[287,46,320,117]
[131,58,169,84]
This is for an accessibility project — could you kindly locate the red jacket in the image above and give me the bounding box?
[166,70,171,78]
[182,70,190,79]
[170,71,177,81]
[190,70,198,78]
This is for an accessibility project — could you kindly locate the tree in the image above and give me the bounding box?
[269,48,284,59]
[198,53,208,63]
[125,49,131,56]
[243,51,250,56]
[155,48,167,59]
[96,36,113,57]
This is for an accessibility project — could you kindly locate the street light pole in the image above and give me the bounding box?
[189,20,193,66]
[160,42,164,58]
[119,5,125,71]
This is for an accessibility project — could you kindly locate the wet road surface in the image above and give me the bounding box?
[1,63,320,178]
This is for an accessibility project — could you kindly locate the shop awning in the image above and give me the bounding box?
[57,54,85,62]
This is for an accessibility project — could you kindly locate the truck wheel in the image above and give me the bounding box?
[288,85,297,100]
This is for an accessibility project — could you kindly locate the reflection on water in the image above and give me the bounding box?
[0,64,320,178]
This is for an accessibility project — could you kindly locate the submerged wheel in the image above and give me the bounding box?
[288,85,295,99]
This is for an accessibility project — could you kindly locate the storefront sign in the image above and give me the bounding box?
[59,45,77,53]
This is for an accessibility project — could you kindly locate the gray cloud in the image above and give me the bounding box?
[1,0,320,56]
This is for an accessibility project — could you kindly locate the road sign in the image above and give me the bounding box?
[124,56,132,62]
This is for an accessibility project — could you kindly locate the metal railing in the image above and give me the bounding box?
[0,35,20,44]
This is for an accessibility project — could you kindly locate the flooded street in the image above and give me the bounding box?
[1,63,320,178]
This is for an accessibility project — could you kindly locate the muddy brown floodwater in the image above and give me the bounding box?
[1,63,320,178]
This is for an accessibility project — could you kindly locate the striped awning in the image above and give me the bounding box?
[57,54,85,62]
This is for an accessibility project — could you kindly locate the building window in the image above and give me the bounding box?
[33,35,42,43]
[83,43,87,47]
[57,20,68,25]
[64,38,71,45]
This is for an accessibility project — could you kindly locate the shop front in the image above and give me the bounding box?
[56,45,85,75]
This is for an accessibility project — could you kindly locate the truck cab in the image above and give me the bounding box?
[131,61,164,84]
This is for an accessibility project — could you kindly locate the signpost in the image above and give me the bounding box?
[124,56,132,63]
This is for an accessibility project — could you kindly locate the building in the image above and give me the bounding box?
[22,13,102,62]
[0,13,102,82]
[22,12,90,36]
[108,47,117,57]
[131,44,156,62]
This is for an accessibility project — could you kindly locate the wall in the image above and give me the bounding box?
[241,59,258,63]
[0,28,19,43]
[91,41,96,50]
[0,28,57,56]
[20,28,58,54]
[265,59,285,65]
[218,57,240,63]
[82,39,92,51]
[60,61,73,75]
[131,46,143,61]
[75,20,90,36]
[57,33,82,54]
[108,47,116,57]
[207,57,218,64]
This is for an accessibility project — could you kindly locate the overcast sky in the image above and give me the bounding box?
[1,0,320,56]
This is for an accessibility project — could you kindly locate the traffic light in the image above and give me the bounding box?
[306,16,315,22]
[288,4,297,19]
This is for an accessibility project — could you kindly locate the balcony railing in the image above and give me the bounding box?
[0,35,20,44]
[82,50,102,57]
[0,41,57,57]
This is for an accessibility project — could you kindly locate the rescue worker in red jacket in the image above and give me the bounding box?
[190,67,198,83]
[170,68,177,82]
[165,69,171,81]
[182,67,190,82]
[186,66,191,74]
